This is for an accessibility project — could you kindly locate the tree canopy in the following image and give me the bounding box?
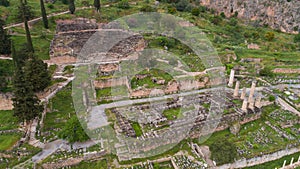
[69,0,76,14]
[0,19,11,55]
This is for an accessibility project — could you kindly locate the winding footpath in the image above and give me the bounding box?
[3,7,92,30]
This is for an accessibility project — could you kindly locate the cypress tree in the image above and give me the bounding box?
[24,57,51,92]
[0,19,11,55]
[69,0,75,14]
[20,0,34,53]
[12,55,42,122]
[40,0,48,29]
[94,0,100,12]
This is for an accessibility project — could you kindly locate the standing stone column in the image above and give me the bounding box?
[290,157,294,165]
[234,81,240,97]
[255,96,261,108]
[282,160,286,168]
[240,87,246,100]
[249,101,254,110]
[228,69,235,87]
[241,98,248,112]
[248,81,256,103]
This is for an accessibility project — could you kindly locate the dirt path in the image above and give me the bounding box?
[4,7,92,30]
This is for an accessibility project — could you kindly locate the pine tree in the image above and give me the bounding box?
[40,0,48,29]
[94,0,100,12]
[69,0,75,14]
[0,19,11,55]
[20,0,34,53]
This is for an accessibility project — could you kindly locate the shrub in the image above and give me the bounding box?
[175,0,189,11]
[294,33,300,43]
[229,18,238,26]
[0,0,9,7]
[161,37,176,48]
[210,139,237,165]
[60,0,68,5]
[199,5,206,12]
[269,95,276,102]
[233,11,238,17]
[58,116,89,143]
[211,15,222,25]
[117,0,130,9]
[81,1,90,6]
[191,7,200,16]
[220,12,226,18]
[260,67,274,77]
[167,6,177,14]
[265,32,275,41]
[47,4,54,9]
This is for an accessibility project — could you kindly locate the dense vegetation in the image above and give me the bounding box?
[210,139,238,165]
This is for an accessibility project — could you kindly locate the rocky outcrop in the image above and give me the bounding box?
[199,0,300,33]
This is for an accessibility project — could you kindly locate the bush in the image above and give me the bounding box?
[220,12,226,18]
[229,18,238,26]
[191,7,200,16]
[210,139,237,165]
[175,0,189,11]
[81,1,90,6]
[269,95,276,102]
[0,0,9,7]
[167,6,177,14]
[199,5,206,12]
[117,0,130,9]
[211,15,222,25]
[294,33,300,43]
[259,67,274,77]
[140,5,156,12]
[265,32,275,41]
[157,36,176,48]
[47,4,54,9]
[60,0,68,5]
[233,11,238,17]
[58,116,89,143]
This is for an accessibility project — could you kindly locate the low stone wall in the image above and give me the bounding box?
[94,77,129,89]
[273,68,300,74]
[218,146,300,169]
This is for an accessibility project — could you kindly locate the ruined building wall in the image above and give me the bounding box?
[199,0,300,33]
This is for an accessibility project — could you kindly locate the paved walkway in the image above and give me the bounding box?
[31,139,97,163]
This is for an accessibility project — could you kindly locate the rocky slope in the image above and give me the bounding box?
[199,0,300,33]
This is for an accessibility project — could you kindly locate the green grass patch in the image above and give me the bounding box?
[0,59,14,92]
[0,133,21,151]
[70,159,108,169]
[41,83,75,141]
[131,121,143,137]
[0,110,19,130]
[130,68,173,89]
[162,107,181,120]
